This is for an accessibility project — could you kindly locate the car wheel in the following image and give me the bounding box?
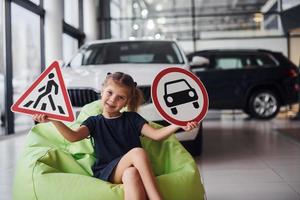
[248,90,280,119]
[171,107,178,115]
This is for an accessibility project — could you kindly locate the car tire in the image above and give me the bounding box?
[248,89,280,119]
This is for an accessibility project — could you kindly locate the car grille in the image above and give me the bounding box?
[138,86,152,103]
[67,88,100,107]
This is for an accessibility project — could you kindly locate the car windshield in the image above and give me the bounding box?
[166,80,190,93]
[69,41,184,67]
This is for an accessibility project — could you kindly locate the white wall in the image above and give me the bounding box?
[177,41,194,54]
[178,29,289,56]
[179,37,288,58]
[0,0,4,74]
[196,37,288,56]
[290,28,300,66]
[290,37,300,66]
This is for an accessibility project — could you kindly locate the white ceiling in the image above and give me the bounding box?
[129,0,275,38]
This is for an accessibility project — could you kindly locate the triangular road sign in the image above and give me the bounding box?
[11,61,75,122]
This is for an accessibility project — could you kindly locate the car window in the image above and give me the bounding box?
[215,57,243,70]
[213,54,277,70]
[69,52,83,67]
[69,41,184,66]
[252,54,277,67]
[166,80,190,93]
[171,43,184,64]
[120,54,154,63]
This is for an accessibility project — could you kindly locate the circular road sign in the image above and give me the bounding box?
[151,67,209,126]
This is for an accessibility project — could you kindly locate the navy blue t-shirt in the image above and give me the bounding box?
[81,112,147,181]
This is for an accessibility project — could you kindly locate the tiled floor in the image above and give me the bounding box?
[197,118,300,200]
[0,132,26,200]
[1,117,300,200]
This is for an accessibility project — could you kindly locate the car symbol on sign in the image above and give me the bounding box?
[163,79,199,115]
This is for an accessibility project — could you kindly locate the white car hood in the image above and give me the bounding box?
[62,63,188,90]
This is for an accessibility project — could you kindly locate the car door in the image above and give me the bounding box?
[192,53,248,109]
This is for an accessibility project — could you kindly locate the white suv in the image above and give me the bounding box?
[62,39,203,156]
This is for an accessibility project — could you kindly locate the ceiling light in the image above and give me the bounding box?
[133,2,139,9]
[156,4,163,11]
[141,9,148,18]
[155,33,161,39]
[133,24,139,30]
[253,13,263,23]
[157,17,166,24]
[147,19,155,30]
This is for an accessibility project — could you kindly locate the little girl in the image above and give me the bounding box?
[33,72,198,200]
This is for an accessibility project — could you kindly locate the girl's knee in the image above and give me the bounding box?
[122,167,140,183]
[129,147,147,158]
[126,148,151,170]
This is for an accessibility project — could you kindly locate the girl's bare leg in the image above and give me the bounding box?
[110,147,162,200]
[121,167,147,200]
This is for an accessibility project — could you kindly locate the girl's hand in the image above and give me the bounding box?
[32,114,51,123]
[182,121,199,132]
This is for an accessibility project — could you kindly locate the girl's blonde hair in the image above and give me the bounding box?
[102,72,144,112]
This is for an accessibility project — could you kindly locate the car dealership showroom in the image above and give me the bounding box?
[1,0,300,200]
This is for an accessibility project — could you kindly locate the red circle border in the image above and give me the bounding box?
[151,67,209,126]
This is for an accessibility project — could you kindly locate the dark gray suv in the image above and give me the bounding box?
[187,49,300,119]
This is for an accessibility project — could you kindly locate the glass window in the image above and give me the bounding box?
[69,41,184,66]
[64,0,79,28]
[11,3,41,131]
[0,0,4,129]
[252,54,277,67]
[215,57,243,70]
[0,0,3,71]
[282,0,300,10]
[63,33,79,63]
[110,0,124,19]
[68,50,83,68]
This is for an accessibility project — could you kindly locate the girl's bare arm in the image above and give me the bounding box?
[141,121,198,141]
[33,114,90,142]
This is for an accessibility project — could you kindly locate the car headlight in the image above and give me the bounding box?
[189,91,195,97]
[167,96,173,103]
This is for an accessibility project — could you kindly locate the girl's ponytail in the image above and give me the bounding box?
[128,87,144,112]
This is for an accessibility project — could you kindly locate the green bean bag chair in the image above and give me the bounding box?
[13,100,205,200]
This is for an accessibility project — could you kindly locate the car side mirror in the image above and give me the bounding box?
[190,56,210,70]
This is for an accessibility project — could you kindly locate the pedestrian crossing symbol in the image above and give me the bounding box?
[11,61,75,122]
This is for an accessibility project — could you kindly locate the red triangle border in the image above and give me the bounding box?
[11,61,75,122]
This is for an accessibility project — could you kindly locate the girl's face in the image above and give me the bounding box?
[101,79,130,117]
